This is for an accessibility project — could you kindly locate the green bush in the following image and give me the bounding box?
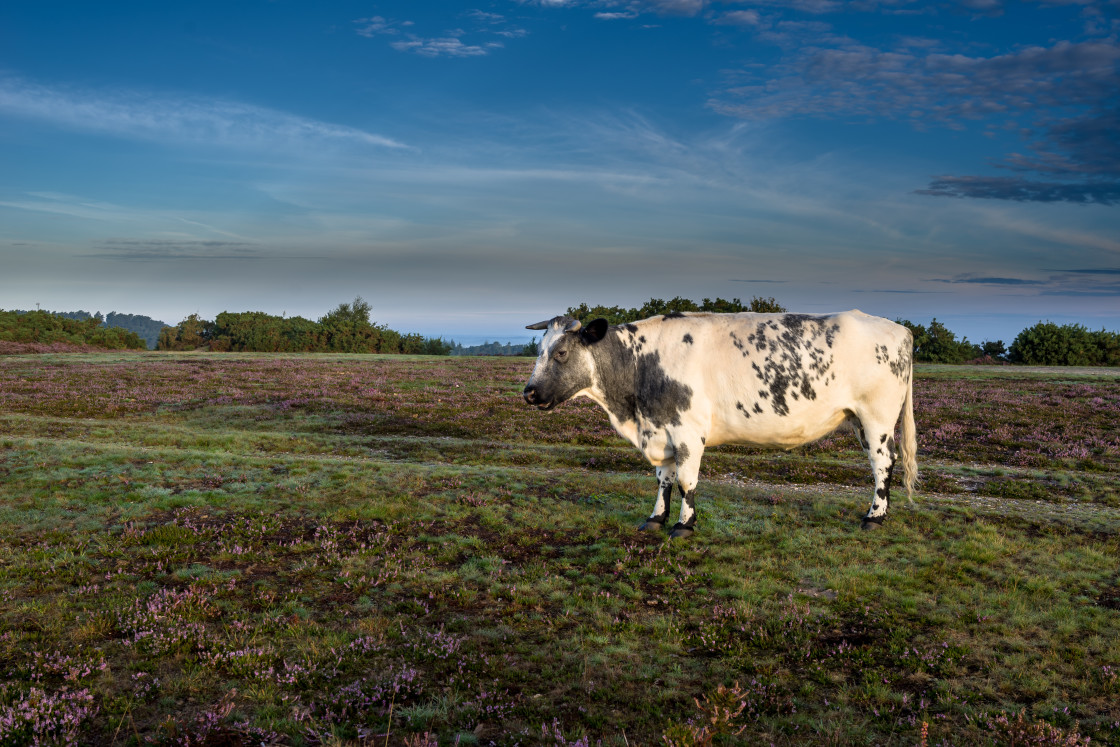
[896,318,981,363]
[1009,322,1120,366]
[156,299,449,355]
[0,310,146,350]
[566,296,787,325]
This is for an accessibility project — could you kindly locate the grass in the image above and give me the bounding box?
[0,352,1117,745]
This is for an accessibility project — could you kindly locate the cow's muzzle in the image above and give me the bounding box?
[522,385,555,410]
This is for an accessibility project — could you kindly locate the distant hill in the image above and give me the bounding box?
[449,340,535,357]
[16,309,170,349]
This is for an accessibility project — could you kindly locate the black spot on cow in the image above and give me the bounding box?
[664,311,686,319]
[752,403,763,414]
[736,401,751,418]
[588,327,693,429]
[746,314,841,417]
[747,323,769,352]
[635,350,693,428]
[889,339,913,381]
[683,333,693,345]
[675,442,690,463]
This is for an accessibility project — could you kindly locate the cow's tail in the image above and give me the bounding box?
[900,369,918,502]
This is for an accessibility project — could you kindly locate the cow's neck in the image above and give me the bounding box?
[584,327,643,427]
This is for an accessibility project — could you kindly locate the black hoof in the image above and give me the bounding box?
[860,517,884,531]
[668,523,695,539]
[638,518,665,532]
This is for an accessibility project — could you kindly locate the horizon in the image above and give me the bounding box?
[6,300,1114,350]
[2,1,1117,347]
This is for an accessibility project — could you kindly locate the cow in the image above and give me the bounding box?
[522,310,917,538]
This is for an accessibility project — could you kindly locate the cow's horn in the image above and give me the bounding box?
[525,320,552,330]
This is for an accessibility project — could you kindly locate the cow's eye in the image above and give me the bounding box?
[554,348,568,362]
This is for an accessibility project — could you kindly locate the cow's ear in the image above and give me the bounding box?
[581,318,609,344]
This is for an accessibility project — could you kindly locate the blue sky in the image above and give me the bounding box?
[1,0,1118,346]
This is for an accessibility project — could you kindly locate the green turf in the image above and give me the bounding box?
[0,352,1116,745]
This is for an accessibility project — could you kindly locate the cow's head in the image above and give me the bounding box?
[522,316,609,410]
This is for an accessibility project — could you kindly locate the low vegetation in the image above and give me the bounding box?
[0,310,147,353]
[0,352,1117,745]
[156,298,451,355]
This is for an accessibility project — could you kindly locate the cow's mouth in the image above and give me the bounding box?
[534,401,556,411]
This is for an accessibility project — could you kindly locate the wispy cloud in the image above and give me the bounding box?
[0,77,406,150]
[390,37,501,56]
[355,10,526,57]
[710,40,1120,124]
[712,10,761,26]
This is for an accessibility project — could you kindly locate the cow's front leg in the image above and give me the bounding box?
[639,465,676,531]
[669,441,704,539]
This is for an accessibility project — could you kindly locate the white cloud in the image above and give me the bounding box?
[390,37,499,56]
[713,10,762,25]
[0,77,407,150]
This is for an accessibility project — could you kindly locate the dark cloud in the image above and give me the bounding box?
[915,176,1120,204]
[1001,108,1120,179]
[925,272,1120,297]
[933,275,1048,285]
[88,239,261,261]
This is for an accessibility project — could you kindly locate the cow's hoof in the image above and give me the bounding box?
[860,518,884,531]
[638,518,665,532]
[668,523,695,539]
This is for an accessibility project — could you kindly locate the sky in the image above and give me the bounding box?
[1,0,1118,346]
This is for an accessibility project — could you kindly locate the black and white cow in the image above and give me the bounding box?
[523,310,917,537]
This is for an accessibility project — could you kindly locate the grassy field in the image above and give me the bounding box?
[0,352,1118,746]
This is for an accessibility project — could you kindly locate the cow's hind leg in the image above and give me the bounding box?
[639,465,676,531]
[850,416,896,531]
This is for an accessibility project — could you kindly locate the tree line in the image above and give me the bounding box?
[563,297,1119,367]
[156,298,452,355]
[4,299,1117,365]
[565,296,787,326]
[6,309,166,349]
[0,309,147,350]
[896,318,1120,366]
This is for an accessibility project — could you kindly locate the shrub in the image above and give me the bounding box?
[567,296,787,325]
[896,318,980,363]
[1009,322,1120,366]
